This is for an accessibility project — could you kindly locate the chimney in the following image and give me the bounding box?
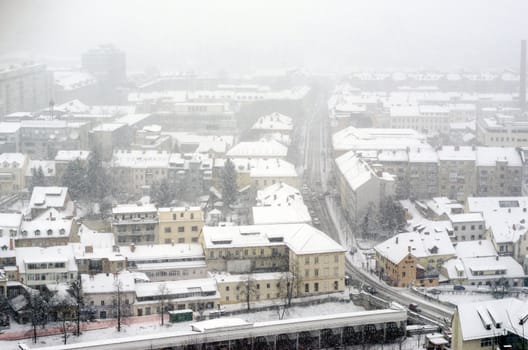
[395,237,399,244]
[521,40,527,113]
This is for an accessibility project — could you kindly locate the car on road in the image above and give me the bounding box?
[363,285,377,294]
[349,247,358,255]
[427,288,442,295]
[453,285,465,291]
[313,217,321,226]
[408,303,421,313]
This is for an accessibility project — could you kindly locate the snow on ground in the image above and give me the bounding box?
[438,290,528,305]
[4,300,366,349]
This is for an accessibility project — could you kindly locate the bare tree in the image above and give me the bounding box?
[237,274,258,311]
[276,271,297,320]
[112,279,131,332]
[49,289,77,345]
[158,283,169,326]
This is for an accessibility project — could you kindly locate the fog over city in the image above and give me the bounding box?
[1,1,528,350]
[1,0,528,72]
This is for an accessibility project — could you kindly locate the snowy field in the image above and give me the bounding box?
[5,300,367,349]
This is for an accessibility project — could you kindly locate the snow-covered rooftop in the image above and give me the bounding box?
[466,197,528,244]
[454,240,497,258]
[227,139,288,158]
[112,150,171,168]
[0,153,27,168]
[112,203,158,215]
[335,151,395,191]
[332,126,426,153]
[251,112,293,132]
[55,150,91,162]
[202,224,345,255]
[29,186,69,210]
[456,298,528,341]
[375,230,455,265]
[81,271,141,294]
[252,204,311,225]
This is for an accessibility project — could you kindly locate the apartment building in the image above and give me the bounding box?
[448,213,486,242]
[214,272,285,305]
[334,151,395,227]
[16,216,78,248]
[158,206,204,244]
[201,224,346,297]
[19,120,90,159]
[437,146,477,202]
[111,150,170,195]
[477,114,528,147]
[111,203,158,244]
[475,147,522,196]
[0,63,52,117]
[389,105,450,134]
[0,153,29,194]
[15,245,77,288]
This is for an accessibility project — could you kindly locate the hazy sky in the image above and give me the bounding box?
[1,0,527,73]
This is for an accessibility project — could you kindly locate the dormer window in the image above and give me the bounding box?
[21,230,27,237]
[47,229,53,236]
[59,229,66,235]
[34,229,41,236]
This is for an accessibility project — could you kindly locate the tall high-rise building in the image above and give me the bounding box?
[81,45,126,103]
[0,62,52,118]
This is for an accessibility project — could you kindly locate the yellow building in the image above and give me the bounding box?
[214,272,285,305]
[158,207,204,244]
[201,224,346,299]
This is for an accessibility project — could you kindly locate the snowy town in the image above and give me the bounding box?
[1,1,528,350]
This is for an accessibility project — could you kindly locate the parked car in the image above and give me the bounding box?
[349,247,358,255]
[313,217,321,226]
[427,288,442,295]
[409,303,421,313]
[453,285,465,291]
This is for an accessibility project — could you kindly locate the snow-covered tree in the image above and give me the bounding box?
[221,158,238,209]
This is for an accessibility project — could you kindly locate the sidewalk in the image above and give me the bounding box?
[0,314,160,341]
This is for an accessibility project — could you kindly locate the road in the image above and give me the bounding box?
[300,86,454,326]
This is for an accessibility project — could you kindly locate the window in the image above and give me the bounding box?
[461,225,466,231]
[480,338,492,347]
[190,213,194,219]
[305,284,309,293]
[178,227,184,233]
[173,214,177,220]
[402,272,406,277]
[314,283,319,292]
[164,227,171,233]
[266,283,270,288]
[305,256,309,264]
[314,269,319,277]
[101,300,105,306]
[334,281,339,290]
[314,257,319,264]
[191,226,198,232]
[256,284,260,290]
[178,238,184,243]
[226,286,230,291]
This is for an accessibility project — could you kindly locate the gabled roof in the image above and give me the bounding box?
[456,298,528,341]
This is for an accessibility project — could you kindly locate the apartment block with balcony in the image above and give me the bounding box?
[112,203,158,244]
[158,207,204,244]
[475,147,522,197]
[437,146,477,201]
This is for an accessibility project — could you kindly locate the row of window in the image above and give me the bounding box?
[163,226,199,233]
